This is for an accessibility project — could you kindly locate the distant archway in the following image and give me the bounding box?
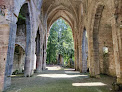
[47,18,74,67]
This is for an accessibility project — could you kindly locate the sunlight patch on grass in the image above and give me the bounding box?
[72,82,107,87]
[64,69,75,71]
[65,71,80,74]
[47,66,62,70]
[37,74,88,78]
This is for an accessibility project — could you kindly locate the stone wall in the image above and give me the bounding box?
[15,24,26,50]
[0,22,10,92]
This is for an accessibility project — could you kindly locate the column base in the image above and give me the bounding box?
[3,76,11,91]
[90,73,100,78]
[117,77,122,84]
[36,69,42,73]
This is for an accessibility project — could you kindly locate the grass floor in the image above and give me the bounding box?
[5,65,116,92]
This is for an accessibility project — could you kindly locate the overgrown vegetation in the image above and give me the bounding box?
[46,18,74,65]
[17,13,26,25]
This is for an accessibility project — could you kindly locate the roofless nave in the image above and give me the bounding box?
[0,0,121,91]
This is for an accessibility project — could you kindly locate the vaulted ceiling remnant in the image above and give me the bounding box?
[42,0,82,30]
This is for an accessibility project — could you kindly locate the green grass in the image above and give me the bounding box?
[5,66,115,92]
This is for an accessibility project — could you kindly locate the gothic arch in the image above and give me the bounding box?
[46,4,77,22]
[47,10,74,32]
[47,14,73,33]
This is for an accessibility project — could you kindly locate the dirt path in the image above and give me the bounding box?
[5,65,115,92]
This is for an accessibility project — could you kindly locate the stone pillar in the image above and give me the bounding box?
[43,50,47,70]
[116,25,122,84]
[24,15,32,77]
[74,40,77,70]
[82,30,88,73]
[36,55,42,72]
[76,40,79,71]
[4,23,17,90]
[36,32,42,73]
[78,29,83,73]
[43,40,47,70]
[42,44,45,70]
[0,23,10,92]
[116,1,122,83]
[42,36,47,70]
[30,37,36,75]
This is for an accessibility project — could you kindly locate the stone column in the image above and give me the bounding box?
[42,35,47,70]
[0,23,10,92]
[44,36,47,70]
[76,40,79,71]
[42,44,44,70]
[4,23,17,90]
[36,53,42,72]
[36,32,42,73]
[74,39,77,70]
[24,15,32,77]
[30,37,36,75]
[117,2,122,83]
[116,25,122,84]
[78,29,83,73]
[42,40,47,70]
[82,30,88,73]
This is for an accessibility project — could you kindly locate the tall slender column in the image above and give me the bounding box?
[76,40,79,71]
[4,23,17,90]
[30,38,36,75]
[36,32,42,73]
[24,15,32,77]
[42,41,46,70]
[44,35,47,70]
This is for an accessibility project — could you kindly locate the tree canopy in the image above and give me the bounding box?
[46,18,74,65]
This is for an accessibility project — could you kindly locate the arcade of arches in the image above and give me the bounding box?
[0,0,121,91]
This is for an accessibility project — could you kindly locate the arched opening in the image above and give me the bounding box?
[82,28,88,73]
[13,44,25,75]
[3,3,31,90]
[12,3,32,76]
[46,18,74,68]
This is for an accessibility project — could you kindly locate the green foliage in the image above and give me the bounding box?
[46,18,74,64]
[17,13,26,25]
[18,13,26,20]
